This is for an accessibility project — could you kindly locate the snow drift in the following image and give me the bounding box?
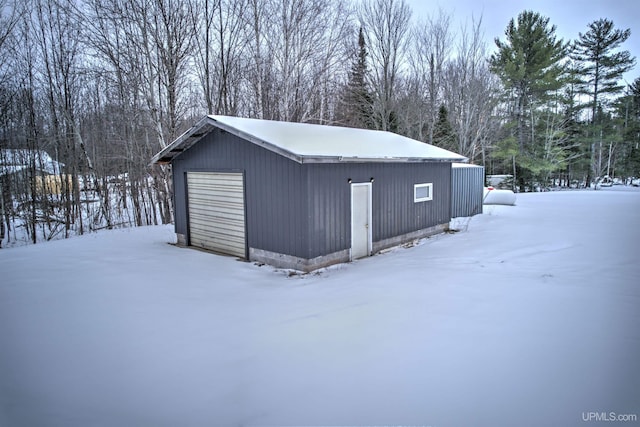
[1,187,639,427]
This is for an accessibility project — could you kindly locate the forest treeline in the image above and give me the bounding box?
[0,0,638,246]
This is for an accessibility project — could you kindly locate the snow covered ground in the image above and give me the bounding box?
[1,188,639,427]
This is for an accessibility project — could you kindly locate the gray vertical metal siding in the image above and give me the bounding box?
[172,128,310,258]
[307,162,452,258]
[451,164,484,218]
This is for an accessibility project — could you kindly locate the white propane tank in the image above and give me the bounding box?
[483,187,516,205]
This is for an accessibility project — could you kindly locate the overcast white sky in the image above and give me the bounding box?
[406,0,639,84]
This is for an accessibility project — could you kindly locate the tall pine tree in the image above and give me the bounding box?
[619,78,640,177]
[571,19,635,185]
[571,19,636,122]
[340,27,374,129]
[490,11,567,150]
[490,11,567,189]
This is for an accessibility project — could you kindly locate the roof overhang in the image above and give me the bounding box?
[150,116,217,165]
[150,116,307,165]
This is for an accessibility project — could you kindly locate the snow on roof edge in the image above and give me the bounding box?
[452,162,482,168]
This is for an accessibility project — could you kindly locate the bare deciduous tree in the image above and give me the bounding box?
[408,8,452,143]
[444,16,499,164]
[359,0,411,132]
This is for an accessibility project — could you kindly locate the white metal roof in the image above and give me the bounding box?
[151,115,468,164]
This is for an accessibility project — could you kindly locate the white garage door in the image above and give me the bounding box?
[187,172,246,258]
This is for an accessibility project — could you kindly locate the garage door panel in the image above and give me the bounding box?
[188,204,245,220]
[190,231,245,247]
[188,219,245,236]
[187,183,243,194]
[188,187,243,197]
[188,211,245,227]
[188,184,243,194]
[190,238,245,256]
[190,184,242,193]
[188,185,243,197]
[187,172,246,258]
[190,228,244,245]
[188,175,243,186]
[189,215,244,228]
[188,199,244,212]
[188,195,244,206]
[189,223,244,238]
[190,231,245,245]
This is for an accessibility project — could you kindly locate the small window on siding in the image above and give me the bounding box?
[414,183,433,202]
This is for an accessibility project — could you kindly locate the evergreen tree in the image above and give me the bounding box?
[490,11,567,150]
[491,130,519,191]
[432,104,456,151]
[571,19,635,185]
[571,19,636,122]
[632,78,640,110]
[489,11,567,189]
[558,61,590,186]
[619,78,640,177]
[340,27,374,129]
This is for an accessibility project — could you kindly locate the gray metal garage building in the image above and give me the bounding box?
[151,115,470,271]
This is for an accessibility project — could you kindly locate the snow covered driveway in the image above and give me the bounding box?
[1,188,639,426]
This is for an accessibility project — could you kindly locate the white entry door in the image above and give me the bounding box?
[351,183,372,260]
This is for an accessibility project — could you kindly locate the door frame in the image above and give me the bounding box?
[350,182,372,260]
